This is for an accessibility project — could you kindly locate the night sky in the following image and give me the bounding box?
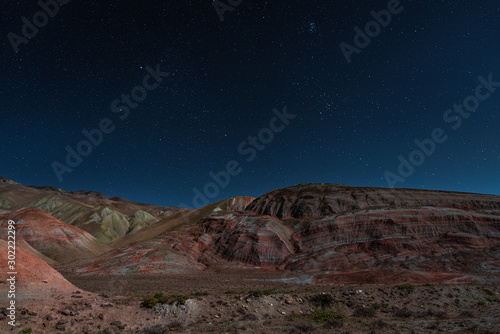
[1,0,499,208]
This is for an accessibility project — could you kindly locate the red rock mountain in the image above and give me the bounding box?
[0,239,79,299]
[0,177,184,243]
[64,184,500,283]
[2,178,500,284]
[66,196,256,275]
[0,208,109,264]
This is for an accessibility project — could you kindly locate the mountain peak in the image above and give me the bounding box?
[0,176,19,184]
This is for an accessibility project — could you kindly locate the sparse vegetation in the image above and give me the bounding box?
[396,284,415,294]
[165,294,189,305]
[289,323,314,333]
[415,309,448,319]
[372,302,388,310]
[290,308,346,325]
[142,293,190,308]
[142,296,159,308]
[225,289,238,295]
[20,329,33,334]
[192,291,209,296]
[483,288,495,296]
[248,288,281,298]
[153,292,167,302]
[309,293,334,308]
[142,326,166,334]
[459,310,475,318]
[353,306,376,317]
[310,308,346,325]
[394,307,413,318]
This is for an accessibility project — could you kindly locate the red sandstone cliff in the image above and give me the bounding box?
[65,184,500,283]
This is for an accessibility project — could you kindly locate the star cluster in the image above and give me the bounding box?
[1,0,499,206]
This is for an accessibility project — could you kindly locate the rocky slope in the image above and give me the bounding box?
[0,239,79,299]
[63,184,500,283]
[2,178,500,284]
[0,208,109,264]
[0,177,184,243]
[65,196,256,275]
[220,184,500,281]
[245,184,500,218]
[2,181,500,333]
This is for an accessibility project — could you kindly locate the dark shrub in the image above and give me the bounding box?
[353,306,376,317]
[248,289,279,297]
[289,323,314,333]
[394,308,413,318]
[309,293,334,308]
[143,326,166,334]
[141,297,159,308]
[396,284,415,294]
[192,291,209,296]
[372,303,388,310]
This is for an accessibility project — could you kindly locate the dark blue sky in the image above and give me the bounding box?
[1,1,499,207]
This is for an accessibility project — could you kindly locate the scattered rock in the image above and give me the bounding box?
[55,319,69,330]
[60,309,71,316]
